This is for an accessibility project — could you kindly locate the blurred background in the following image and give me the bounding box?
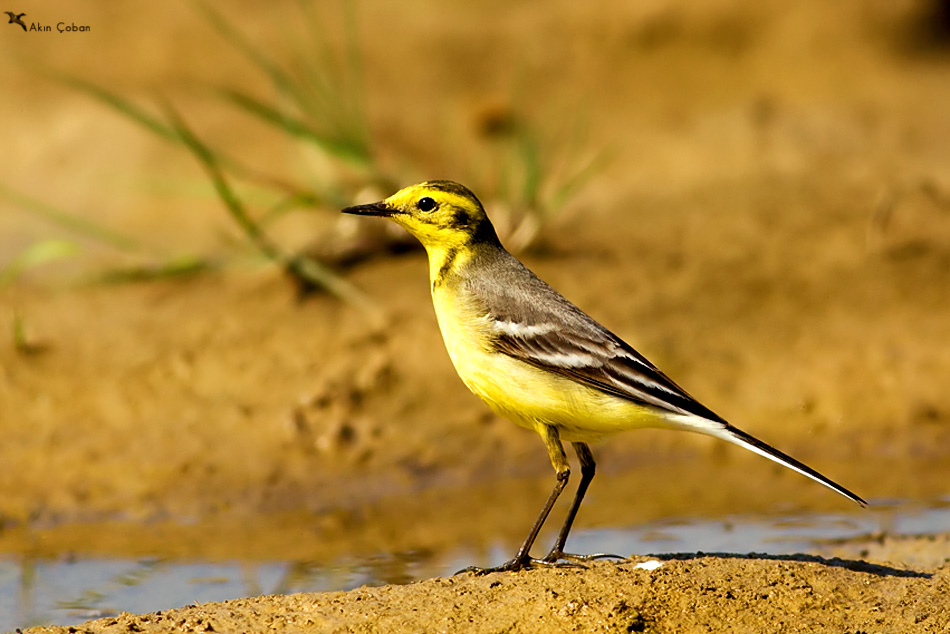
[1,0,949,628]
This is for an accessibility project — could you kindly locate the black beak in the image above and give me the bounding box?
[341,201,393,217]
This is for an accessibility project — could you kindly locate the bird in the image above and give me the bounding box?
[342,180,866,573]
[5,12,27,31]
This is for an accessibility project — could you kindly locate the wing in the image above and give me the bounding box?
[492,314,726,423]
[466,248,725,424]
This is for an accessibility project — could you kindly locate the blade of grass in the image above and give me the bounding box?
[11,310,29,352]
[221,88,370,166]
[333,0,370,153]
[545,113,611,213]
[258,191,323,226]
[163,103,282,263]
[0,239,81,286]
[198,0,374,170]
[195,0,332,128]
[548,148,612,212]
[161,101,378,314]
[342,0,367,128]
[516,130,543,209]
[11,309,47,355]
[52,71,322,202]
[0,181,141,252]
[51,72,179,142]
[93,254,214,284]
[193,0,296,97]
[289,0,350,126]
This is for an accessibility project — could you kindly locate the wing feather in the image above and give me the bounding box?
[493,320,725,423]
[466,247,725,423]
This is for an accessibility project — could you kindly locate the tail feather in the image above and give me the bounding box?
[716,424,866,506]
[672,415,867,507]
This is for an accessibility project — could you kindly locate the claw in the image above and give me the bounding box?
[541,550,625,564]
[456,557,532,575]
[456,555,590,575]
[529,557,588,570]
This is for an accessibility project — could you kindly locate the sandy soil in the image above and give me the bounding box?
[22,550,950,634]
[3,0,950,631]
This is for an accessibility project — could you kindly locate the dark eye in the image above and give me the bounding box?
[417,197,436,212]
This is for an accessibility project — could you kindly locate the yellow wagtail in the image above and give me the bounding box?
[343,180,866,573]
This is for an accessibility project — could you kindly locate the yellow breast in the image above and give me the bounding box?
[429,279,663,443]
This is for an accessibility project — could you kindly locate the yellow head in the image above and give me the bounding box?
[342,181,499,251]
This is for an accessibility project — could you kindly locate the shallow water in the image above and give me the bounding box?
[3,500,948,631]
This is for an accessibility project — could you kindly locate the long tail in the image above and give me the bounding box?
[683,418,867,507]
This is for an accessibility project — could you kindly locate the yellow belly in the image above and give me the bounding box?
[431,284,666,443]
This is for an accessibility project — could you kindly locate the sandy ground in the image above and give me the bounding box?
[22,551,950,634]
[3,0,950,631]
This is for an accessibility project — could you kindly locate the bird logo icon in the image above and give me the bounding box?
[5,11,26,31]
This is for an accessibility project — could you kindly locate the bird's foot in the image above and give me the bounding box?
[456,557,530,575]
[456,555,586,575]
[540,549,625,565]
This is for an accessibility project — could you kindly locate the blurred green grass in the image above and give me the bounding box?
[1,0,604,304]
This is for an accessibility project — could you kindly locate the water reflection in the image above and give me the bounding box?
[3,501,947,631]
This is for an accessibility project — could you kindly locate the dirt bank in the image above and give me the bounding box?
[24,546,950,634]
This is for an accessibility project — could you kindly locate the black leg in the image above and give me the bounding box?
[541,442,594,562]
[542,442,623,564]
[458,425,572,574]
